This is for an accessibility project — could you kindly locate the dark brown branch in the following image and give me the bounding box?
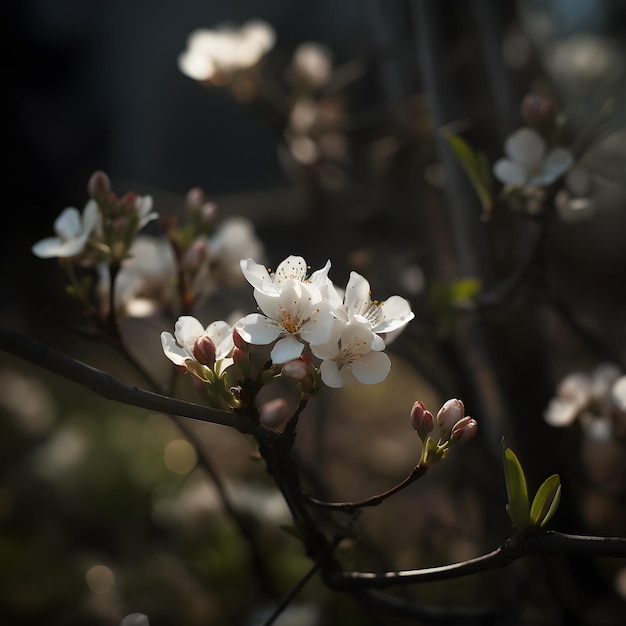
[327,531,626,590]
[0,325,256,435]
[304,464,428,514]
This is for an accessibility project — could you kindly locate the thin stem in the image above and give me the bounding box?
[262,534,344,626]
[304,465,428,514]
[282,395,309,446]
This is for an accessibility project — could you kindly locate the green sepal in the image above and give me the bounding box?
[530,474,561,528]
[446,134,494,216]
[502,441,530,532]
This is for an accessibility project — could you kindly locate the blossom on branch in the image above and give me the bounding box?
[161,316,234,381]
[32,201,99,259]
[493,127,573,187]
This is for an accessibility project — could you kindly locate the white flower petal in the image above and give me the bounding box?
[270,335,304,364]
[206,321,234,358]
[174,316,204,355]
[544,397,579,427]
[530,148,573,185]
[161,331,188,365]
[82,200,100,234]
[320,359,343,388]
[505,127,545,164]
[493,159,527,185]
[54,207,82,239]
[236,313,282,344]
[308,259,332,288]
[32,237,80,258]
[273,255,307,287]
[374,296,415,334]
[240,258,278,294]
[351,350,391,384]
[344,272,371,317]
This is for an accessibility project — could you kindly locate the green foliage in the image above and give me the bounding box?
[430,277,482,335]
[502,440,562,532]
[446,134,494,217]
[502,443,530,532]
[530,474,562,528]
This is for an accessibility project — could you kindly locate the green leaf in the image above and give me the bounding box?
[530,474,561,528]
[502,441,530,532]
[446,135,494,216]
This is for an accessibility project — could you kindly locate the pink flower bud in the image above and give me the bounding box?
[521,93,556,126]
[185,187,205,212]
[201,202,218,224]
[259,398,289,428]
[232,328,249,351]
[87,170,111,199]
[410,401,434,439]
[437,398,465,432]
[450,416,478,444]
[193,334,216,367]
[182,239,209,272]
[232,347,248,370]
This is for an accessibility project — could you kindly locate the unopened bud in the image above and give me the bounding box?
[182,239,209,272]
[437,398,465,433]
[201,202,218,224]
[193,334,216,367]
[185,187,205,212]
[232,328,249,351]
[232,347,248,371]
[118,191,139,214]
[521,93,557,126]
[259,398,289,428]
[281,356,311,382]
[410,401,434,439]
[87,170,111,200]
[450,416,478,444]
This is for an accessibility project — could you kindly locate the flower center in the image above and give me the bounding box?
[337,337,368,364]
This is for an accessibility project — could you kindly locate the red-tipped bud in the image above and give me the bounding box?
[521,93,557,126]
[259,398,289,428]
[87,170,111,200]
[232,347,248,370]
[182,239,209,272]
[437,398,465,433]
[410,401,434,439]
[193,334,216,367]
[450,416,478,444]
[201,202,218,224]
[232,327,249,351]
[185,187,205,212]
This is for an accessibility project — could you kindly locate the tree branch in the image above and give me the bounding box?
[0,325,256,435]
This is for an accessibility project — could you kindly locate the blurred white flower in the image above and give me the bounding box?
[178,19,275,82]
[289,42,333,89]
[493,127,573,187]
[209,217,265,285]
[32,200,99,258]
[544,363,622,427]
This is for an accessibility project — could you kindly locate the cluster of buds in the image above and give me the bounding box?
[410,398,477,466]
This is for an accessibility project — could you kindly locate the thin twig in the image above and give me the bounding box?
[304,465,428,514]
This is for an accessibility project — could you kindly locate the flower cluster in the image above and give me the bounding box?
[161,255,414,391]
[32,171,157,263]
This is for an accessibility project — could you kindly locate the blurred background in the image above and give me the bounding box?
[3,1,626,624]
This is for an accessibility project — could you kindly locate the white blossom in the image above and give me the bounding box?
[493,127,573,187]
[236,279,335,364]
[161,316,234,376]
[313,320,390,388]
[178,19,275,82]
[340,271,414,341]
[32,200,99,258]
